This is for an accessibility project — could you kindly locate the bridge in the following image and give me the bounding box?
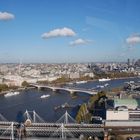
[1,111,140,139]
[30,84,97,95]
[0,110,104,139]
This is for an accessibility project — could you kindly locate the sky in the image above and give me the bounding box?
[0,0,140,63]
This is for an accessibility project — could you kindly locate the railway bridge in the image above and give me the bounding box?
[1,111,140,139]
[0,110,104,139]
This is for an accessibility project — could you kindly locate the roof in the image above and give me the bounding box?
[114,99,140,109]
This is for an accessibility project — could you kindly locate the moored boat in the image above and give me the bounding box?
[96,85,104,88]
[104,83,109,87]
[4,91,20,97]
[76,81,87,84]
[99,78,111,82]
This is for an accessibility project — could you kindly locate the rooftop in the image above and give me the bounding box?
[114,99,140,109]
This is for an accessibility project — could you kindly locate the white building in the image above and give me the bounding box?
[84,72,94,78]
[46,75,60,82]
[106,109,140,121]
[3,75,24,86]
[106,98,140,121]
[0,78,3,84]
[106,109,129,120]
[24,77,37,84]
[69,72,80,79]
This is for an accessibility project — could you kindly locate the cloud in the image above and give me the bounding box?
[70,38,91,46]
[42,27,76,39]
[126,34,140,45]
[0,12,15,21]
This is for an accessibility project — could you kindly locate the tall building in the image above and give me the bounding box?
[127,58,130,67]
[132,59,135,66]
[135,59,140,67]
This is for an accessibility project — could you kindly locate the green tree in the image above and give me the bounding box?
[76,103,92,123]
[0,84,9,91]
[22,81,29,87]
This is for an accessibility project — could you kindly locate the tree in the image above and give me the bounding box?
[22,81,29,87]
[0,84,9,91]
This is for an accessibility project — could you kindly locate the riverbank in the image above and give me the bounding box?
[0,76,138,95]
[65,76,139,86]
[0,87,35,96]
[111,76,139,80]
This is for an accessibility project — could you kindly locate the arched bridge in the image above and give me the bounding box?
[30,84,97,95]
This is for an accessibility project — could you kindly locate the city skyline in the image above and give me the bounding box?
[0,0,140,63]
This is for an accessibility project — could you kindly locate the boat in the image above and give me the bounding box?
[129,81,135,84]
[76,81,87,84]
[14,91,20,95]
[4,92,13,97]
[61,102,74,108]
[99,78,111,82]
[61,102,70,108]
[54,106,61,110]
[4,91,20,97]
[67,82,74,85]
[71,95,77,99]
[104,83,109,87]
[54,102,74,110]
[40,94,50,99]
[96,85,104,88]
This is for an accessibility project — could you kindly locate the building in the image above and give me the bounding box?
[84,72,94,78]
[106,109,129,120]
[0,77,4,84]
[106,98,140,121]
[3,75,24,86]
[69,72,80,79]
[127,58,130,67]
[106,108,140,121]
[113,99,140,110]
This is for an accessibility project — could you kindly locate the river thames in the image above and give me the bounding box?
[0,77,139,122]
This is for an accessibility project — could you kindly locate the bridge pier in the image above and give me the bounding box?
[70,90,75,94]
[37,86,41,90]
[52,88,56,92]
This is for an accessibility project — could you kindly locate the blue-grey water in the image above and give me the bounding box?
[0,77,139,122]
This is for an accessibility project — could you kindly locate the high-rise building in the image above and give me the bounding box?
[132,59,135,66]
[135,59,140,67]
[127,58,130,67]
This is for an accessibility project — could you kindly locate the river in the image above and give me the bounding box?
[0,77,139,122]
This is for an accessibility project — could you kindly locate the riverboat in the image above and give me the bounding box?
[99,78,111,82]
[76,81,87,84]
[40,94,50,99]
[4,91,20,97]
